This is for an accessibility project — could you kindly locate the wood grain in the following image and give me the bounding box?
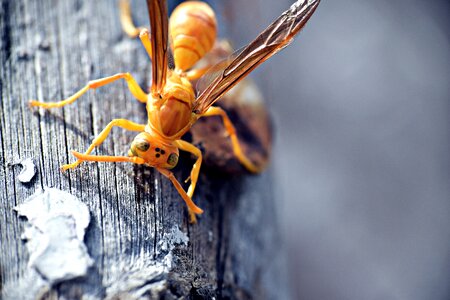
[0,0,288,298]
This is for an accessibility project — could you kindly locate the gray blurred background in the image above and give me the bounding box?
[221,0,449,299]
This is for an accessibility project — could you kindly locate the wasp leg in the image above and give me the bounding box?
[139,28,153,60]
[157,167,204,223]
[174,140,202,196]
[30,73,148,108]
[119,0,145,38]
[202,106,261,173]
[71,151,145,164]
[119,1,152,60]
[62,119,145,171]
[185,67,210,81]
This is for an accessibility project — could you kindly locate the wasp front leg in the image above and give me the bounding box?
[172,140,203,222]
[174,140,202,197]
[156,167,204,223]
[202,106,262,173]
[63,119,145,171]
[72,151,146,165]
[30,73,148,108]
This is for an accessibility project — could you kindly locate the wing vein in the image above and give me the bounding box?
[147,0,168,94]
[193,0,320,114]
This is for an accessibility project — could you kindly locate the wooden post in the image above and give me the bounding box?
[0,0,288,298]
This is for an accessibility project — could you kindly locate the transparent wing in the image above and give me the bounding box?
[193,0,320,114]
[168,37,175,70]
[195,49,238,94]
[147,0,168,94]
[195,43,244,95]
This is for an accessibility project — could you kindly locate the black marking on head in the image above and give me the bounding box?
[155,153,161,158]
[160,149,166,155]
[155,147,161,152]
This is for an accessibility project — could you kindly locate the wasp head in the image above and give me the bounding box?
[129,132,179,169]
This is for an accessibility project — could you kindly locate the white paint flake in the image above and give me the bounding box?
[14,188,93,285]
[106,226,189,299]
[16,158,36,183]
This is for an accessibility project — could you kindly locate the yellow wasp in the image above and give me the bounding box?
[30,0,320,222]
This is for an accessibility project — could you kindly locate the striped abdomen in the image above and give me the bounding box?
[169,1,217,71]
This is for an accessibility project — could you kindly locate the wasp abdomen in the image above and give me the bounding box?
[169,1,217,71]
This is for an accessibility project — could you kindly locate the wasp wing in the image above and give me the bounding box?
[147,0,169,94]
[194,48,239,95]
[193,0,320,114]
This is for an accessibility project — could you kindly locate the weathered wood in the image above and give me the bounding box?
[0,0,288,299]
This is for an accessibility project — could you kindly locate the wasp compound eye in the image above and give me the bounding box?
[135,140,150,151]
[167,153,179,167]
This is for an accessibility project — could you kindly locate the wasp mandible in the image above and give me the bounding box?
[30,0,320,222]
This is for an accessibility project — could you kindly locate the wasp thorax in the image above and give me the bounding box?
[149,73,195,137]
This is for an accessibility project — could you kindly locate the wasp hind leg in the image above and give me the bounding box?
[185,67,210,81]
[119,0,145,38]
[62,119,145,171]
[30,73,148,109]
[119,0,154,62]
[202,106,262,173]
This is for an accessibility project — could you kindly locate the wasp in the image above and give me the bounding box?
[30,0,320,222]
[122,1,272,174]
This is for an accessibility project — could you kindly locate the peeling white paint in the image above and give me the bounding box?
[16,158,36,183]
[2,269,49,300]
[106,226,189,299]
[14,188,93,285]
[106,257,168,299]
[208,230,214,242]
[157,225,189,254]
[156,226,189,270]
